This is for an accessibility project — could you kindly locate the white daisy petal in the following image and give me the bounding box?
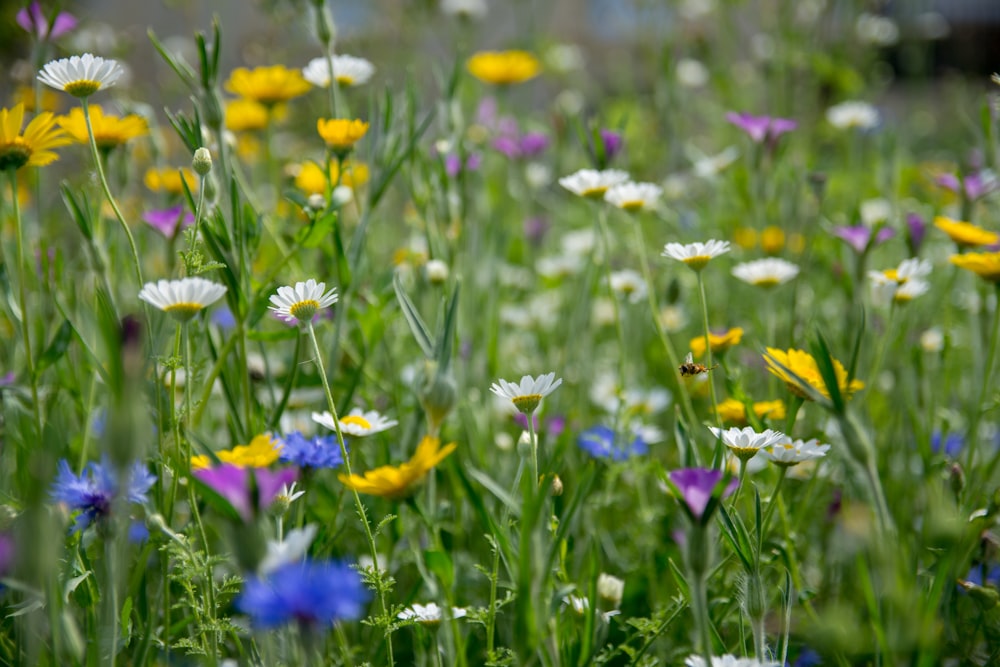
[38,53,123,97]
[302,54,376,88]
[761,438,831,467]
[731,258,800,287]
[708,426,787,461]
[138,277,227,322]
[559,169,630,199]
[604,181,663,212]
[269,279,338,324]
[490,372,563,414]
[662,240,731,271]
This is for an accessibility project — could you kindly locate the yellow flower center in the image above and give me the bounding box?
[341,415,372,430]
[164,302,204,322]
[683,255,712,271]
[64,80,102,98]
[512,394,542,414]
[0,140,31,171]
[289,299,320,321]
[753,277,781,288]
[621,200,644,212]
[335,75,355,86]
[582,187,609,198]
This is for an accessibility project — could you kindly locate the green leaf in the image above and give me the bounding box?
[393,273,435,358]
[810,330,845,414]
[467,466,521,518]
[296,211,338,249]
[36,320,73,372]
[60,184,93,241]
[435,282,460,373]
[717,505,755,572]
[424,550,454,589]
[63,572,91,603]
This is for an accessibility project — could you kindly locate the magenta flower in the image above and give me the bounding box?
[667,468,737,521]
[193,464,298,522]
[599,129,624,161]
[831,225,895,254]
[726,112,797,144]
[906,213,927,255]
[444,152,481,178]
[17,2,77,40]
[142,206,195,238]
[935,171,997,201]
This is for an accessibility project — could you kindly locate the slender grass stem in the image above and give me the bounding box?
[696,272,722,432]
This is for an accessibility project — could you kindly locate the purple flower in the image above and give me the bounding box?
[523,216,550,245]
[193,464,298,522]
[50,457,156,534]
[726,112,797,144]
[519,132,549,157]
[444,152,481,177]
[831,225,895,254]
[142,206,195,238]
[279,432,345,469]
[667,468,737,520]
[935,172,998,201]
[577,425,648,461]
[905,213,927,255]
[599,129,623,161]
[236,559,369,629]
[0,372,15,387]
[492,135,521,159]
[17,2,77,40]
[212,305,236,331]
[0,534,14,579]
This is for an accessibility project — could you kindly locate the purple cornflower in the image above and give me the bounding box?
[17,2,77,40]
[905,213,927,255]
[50,457,156,534]
[444,152,481,178]
[667,468,737,522]
[236,559,369,629]
[831,225,895,254]
[599,129,623,162]
[142,205,195,238]
[935,171,997,201]
[725,112,797,144]
[577,425,648,461]
[492,129,549,159]
[193,464,298,522]
[212,305,236,331]
[279,432,345,469]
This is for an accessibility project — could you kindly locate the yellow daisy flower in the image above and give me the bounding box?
[294,160,369,195]
[690,327,743,358]
[732,227,757,250]
[57,105,148,150]
[317,118,369,152]
[466,50,541,85]
[12,85,61,113]
[764,347,864,401]
[716,398,786,425]
[144,166,198,195]
[225,98,270,132]
[934,216,999,248]
[191,434,283,470]
[950,252,1000,283]
[224,65,310,106]
[760,226,785,254]
[338,436,457,499]
[0,103,70,170]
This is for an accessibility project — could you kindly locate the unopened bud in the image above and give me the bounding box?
[551,474,564,496]
[418,362,457,435]
[192,147,213,176]
[425,259,449,285]
[307,194,326,210]
[596,573,624,610]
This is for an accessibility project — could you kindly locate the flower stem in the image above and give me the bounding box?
[697,272,723,432]
[527,411,540,490]
[759,466,788,538]
[689,574,714,667]
[967,284,1000,474]
[306,323,394,666]
[81,100,143,288]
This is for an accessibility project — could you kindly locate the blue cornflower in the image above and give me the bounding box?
[279,432,345,469]
[930,431,964,458]
[577,425,648,461]
[50,456,156,534]
[236,559,369,629]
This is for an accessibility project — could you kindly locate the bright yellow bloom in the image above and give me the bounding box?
[339,436,457,499]
[950,252,1000,283]
[760,226,785,254]
[294,160,369,195]
[191,434,283,470]
[144,167,198,195]
[732,227,757,250]
[12,85,61,113]
[57,105,148,150]
[934,216,999,247]
[317,118,369,151]
[225,98,270,132]
[224,65,310,106]
[765,347,864,401]
[466,50,541,85]
[716,398,786,425]
[690,327,743,358]
[0,103,70,170]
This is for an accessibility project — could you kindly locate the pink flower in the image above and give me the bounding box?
[17,2,77,40]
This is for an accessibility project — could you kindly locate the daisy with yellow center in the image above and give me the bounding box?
[190,434,283,470]
[934,216,1000,248]
[57,105,148,150]
[38,53,123,98]
[269,279,338,324]
[144,167,198,195]
[317,118,369,153]
[715,398,786,425]
[224,65,310,106]
[302,55,376,88]
[138,277,227,322]
[662,240,731,272]
[732,258,800,288]
[0,103,69,170]
[559,168,630,199]
[761,438,830,467]
[708,426,786,462]
[689,327,743,358]
[312,408,398,437]
[604,182,663,212]
[466,50,541,85]
[338,435,457,499]
[764,347,864,401]
[950,252,1000,283]
[490,372,563,415]
[225,98,270,132]
[869,258,932,304]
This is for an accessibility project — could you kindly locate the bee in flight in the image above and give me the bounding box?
[679,353,718,377]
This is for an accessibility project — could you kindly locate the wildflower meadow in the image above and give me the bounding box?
[3,0,1000,665]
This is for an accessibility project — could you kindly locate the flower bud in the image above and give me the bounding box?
[192,147,213,176]
[418,362,457,435]
[425,259,449,285]
[307,194,326,210]
[551,474,564,496]
[596,573,624,610]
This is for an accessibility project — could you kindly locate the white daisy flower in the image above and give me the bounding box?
[596,573,624,607]
[259,524,316,575]
[893,278,930,303]
[302,54,376,88]
[138,277,227,322]
[826,100,880,130]
[731,258,800,287]
[609,269,648,303]
[708,426,787,462]
[441,0,488,19]
[490,372,563,414]
[761,438,831,467]
[396,602,468,625]
[311,408,398,437]
[38,53,123,98]
[269,279,338,324]
[559,169,630,199]
[685,655,782,667]
[604,182,663,212]
[869,258,933,305]
[662,240,731,271]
